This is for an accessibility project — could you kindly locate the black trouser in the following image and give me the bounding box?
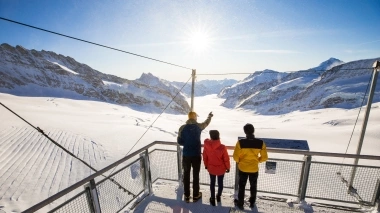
[182,156,201,197]
[209,174,224,199]
[237,170,258,206]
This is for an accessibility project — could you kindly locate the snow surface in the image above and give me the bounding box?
[49,61,79,75]
[0,93,379,212]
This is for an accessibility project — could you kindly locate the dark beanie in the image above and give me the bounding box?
[244,123,254,135]
[209,130,220,140]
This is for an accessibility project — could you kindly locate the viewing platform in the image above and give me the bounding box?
[128,179,363,213]
[21,141,380,213]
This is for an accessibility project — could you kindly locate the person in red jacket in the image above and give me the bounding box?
[203,130,230,206]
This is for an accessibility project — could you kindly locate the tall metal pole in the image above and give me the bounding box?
[191,69,196,111]
[349,60,380,188]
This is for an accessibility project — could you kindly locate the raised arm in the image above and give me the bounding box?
[198,112,213,130]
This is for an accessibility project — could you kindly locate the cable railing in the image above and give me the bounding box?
[21,141,380,213]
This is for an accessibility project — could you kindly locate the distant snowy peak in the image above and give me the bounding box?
[170,78,238,97]
[309,57,345,71]
[243,69,279,81]
[137,72,162,86]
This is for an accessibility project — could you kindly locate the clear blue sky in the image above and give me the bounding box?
[1,0,379,82]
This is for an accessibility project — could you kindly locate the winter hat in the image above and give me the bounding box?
[209,130,220,140]
[188,111,197,119]
[243,123,255,135]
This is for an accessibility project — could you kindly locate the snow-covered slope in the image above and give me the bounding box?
[1,94,379,212]
[219,58,380,115]
[0,43,190,114]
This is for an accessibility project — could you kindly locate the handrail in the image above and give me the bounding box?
[23,141,380,212]
[225,145,380,160]
[257,148,380,160]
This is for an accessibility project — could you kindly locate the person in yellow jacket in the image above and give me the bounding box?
[233,123,268,210]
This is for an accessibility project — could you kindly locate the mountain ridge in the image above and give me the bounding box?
[1,43,379,116]
[0,43,190,114]
[219,57,380,115]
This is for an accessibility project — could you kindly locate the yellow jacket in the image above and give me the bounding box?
[233,136,268,173]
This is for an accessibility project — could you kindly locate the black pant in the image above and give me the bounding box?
[237,170,258,206]
[209,174,224,199]
[182,156,201,197]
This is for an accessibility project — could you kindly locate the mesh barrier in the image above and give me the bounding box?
[306,162,380,204]
[96,159,145,213]
[50,190,92,213]
[195,156,303,197]
[34,143,380,212]
[256,159,303,196]
[150,149,179,182]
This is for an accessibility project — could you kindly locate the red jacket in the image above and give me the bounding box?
[203,138,230,176]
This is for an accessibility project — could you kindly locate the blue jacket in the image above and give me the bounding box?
[177,117,212,156]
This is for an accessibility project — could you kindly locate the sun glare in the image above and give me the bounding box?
[187,30,211,54]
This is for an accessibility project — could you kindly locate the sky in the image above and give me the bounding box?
[0,93,379,212]
[0,0,380,82]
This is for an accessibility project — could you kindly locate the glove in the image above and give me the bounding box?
[208,112,213,117]
[226,169,230,173]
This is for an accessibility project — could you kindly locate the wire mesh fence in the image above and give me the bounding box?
[96,159,146,213]
[306,162,380,204]
[148,146,380,205]
[31,142,380,212]
[256,159,304,196]
[49,189,92,213]
[150,149,179,182]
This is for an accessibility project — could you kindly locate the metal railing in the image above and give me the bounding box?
[22,141,380,212]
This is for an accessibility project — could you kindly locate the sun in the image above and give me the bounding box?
[186,30,211,54]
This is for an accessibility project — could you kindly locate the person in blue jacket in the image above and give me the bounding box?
[177,111,213,203]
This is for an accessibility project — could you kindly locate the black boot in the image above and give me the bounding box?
[209,197,216,206]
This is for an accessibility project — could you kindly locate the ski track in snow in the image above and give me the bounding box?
[0,126,107,206]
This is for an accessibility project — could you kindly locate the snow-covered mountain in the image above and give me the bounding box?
[171,79,238,97]
[308,57,345,71]
[2,43,379,116]
[0,43,190,114]
[219,57,380,115]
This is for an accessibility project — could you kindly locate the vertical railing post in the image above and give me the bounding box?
[177,145,183,185]
[234,162,239,199]
[84,179,101,213]
[372,178,380,208]
[298,155,312,202]
[350,60,379,188]
[140,149,152,195]
[297,155,307,200]
[190,69,196,111]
